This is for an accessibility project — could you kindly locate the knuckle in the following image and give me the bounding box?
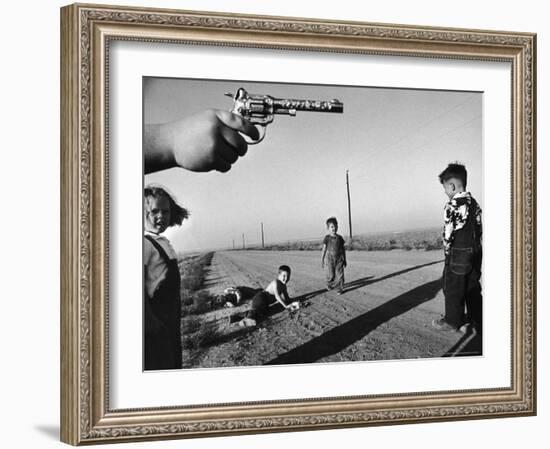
[238,144,248,156]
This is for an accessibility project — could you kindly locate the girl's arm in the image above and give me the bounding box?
[321,243,327,268]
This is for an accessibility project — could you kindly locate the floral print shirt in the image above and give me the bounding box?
[443,191,482,256]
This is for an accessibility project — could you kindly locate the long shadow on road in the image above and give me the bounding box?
[265,277,443,365]
[269,259,443,316]
[442,330,482,357]
[342,259,444,294]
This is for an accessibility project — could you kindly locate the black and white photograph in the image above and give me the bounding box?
[53,1,538,445]
[143,77,483,371]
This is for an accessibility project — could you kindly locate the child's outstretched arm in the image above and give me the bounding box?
[273,282,290,309]
[144,109,259,174]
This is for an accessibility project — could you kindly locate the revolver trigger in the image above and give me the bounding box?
[242,125,267,145]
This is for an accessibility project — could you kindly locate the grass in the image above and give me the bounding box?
[179,252,214,291]
[179,252,216,315]
[178,252,227,352]
[181,322,222,351]
[243,228,443,252]
[348,229,443,251]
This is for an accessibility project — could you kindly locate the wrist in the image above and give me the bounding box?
[144,124,177,173]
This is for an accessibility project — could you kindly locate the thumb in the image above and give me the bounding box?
[215,110,260,140]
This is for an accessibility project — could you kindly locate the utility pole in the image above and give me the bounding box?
[232,239,235,250]
[346,170,353,242]
[261,222,265,249]
[242,233,245,250]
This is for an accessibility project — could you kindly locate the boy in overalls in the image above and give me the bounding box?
[432,163,482,334]
[321,217,347,295]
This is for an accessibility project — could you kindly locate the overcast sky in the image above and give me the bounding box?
[144,77,482,253]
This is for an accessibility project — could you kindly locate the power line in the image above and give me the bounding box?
[353,95,480,181]
[353,112,482,182]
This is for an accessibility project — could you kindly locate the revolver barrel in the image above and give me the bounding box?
[272,97,344,114]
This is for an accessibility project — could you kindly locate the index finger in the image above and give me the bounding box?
[215,110,260,140]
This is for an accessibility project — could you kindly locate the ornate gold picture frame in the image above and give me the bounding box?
[60,3,536,445]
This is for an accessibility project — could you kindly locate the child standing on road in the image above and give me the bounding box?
[321,217,347,295]
[143,185,189,370]
[432,163,482,334]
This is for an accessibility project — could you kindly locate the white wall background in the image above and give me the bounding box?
[0,1,545,448]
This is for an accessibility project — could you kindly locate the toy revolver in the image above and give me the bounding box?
[225,87,344,144]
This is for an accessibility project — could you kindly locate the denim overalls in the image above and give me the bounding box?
[443,199,482,329]
[144,235,182,370]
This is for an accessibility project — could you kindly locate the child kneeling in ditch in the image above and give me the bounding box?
[239,265,299,327]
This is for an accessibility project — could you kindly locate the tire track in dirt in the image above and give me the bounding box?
[189,250,480,368]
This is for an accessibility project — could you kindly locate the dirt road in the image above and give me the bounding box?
[187,250,481,368]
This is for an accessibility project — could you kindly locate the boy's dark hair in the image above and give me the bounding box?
[278,265,291,275]
[326,216,338,227]
[438,163,468,188]
[144,185,189,226]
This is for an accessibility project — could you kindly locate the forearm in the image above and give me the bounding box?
[273,290,289,308]
[144,124,177,174]
[282,291,291,304]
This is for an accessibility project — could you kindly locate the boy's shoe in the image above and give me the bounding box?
[432,317,464,333]
[458,321,480,336]
[336,290,343,295]
[238,317,257,328]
